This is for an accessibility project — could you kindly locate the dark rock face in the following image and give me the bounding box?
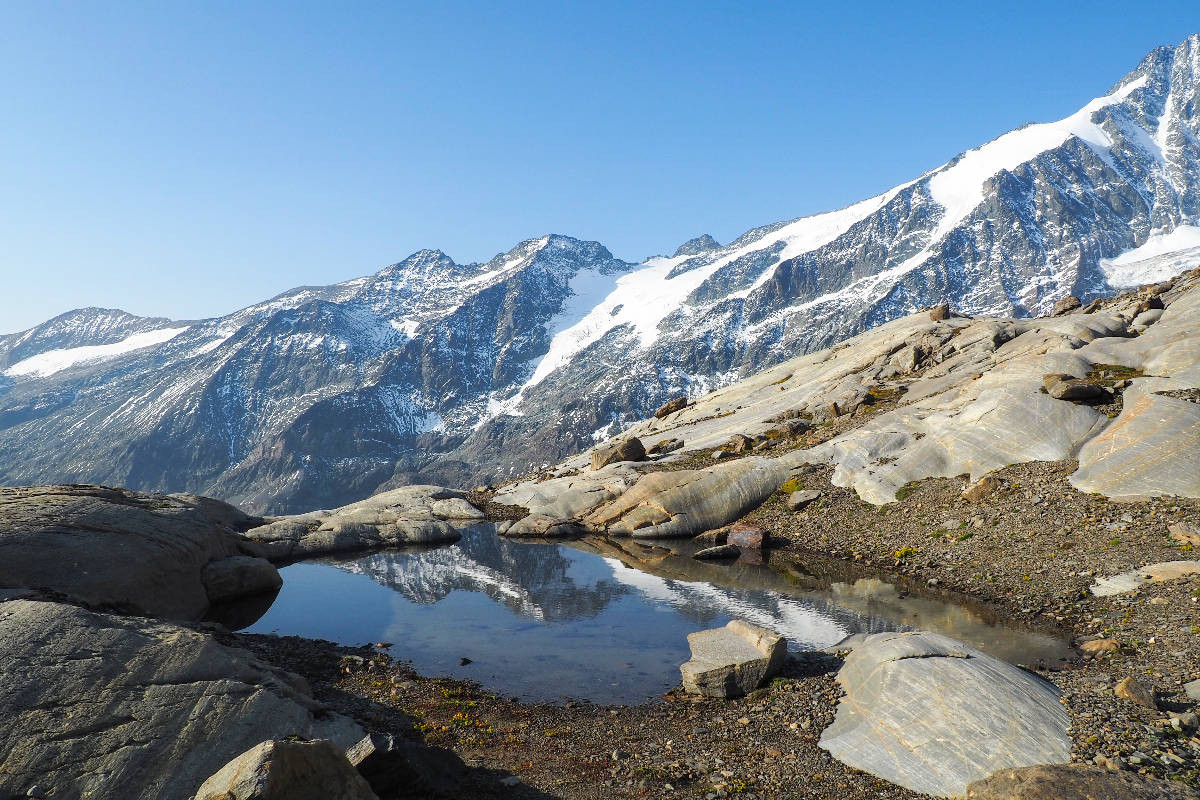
[2,38,1199,513]
[0,485,272,619]
[0,599,367,800]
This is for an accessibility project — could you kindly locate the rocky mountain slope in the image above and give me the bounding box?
[3,35,1200,513]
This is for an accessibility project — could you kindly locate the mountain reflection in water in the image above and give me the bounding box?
[246,524,1069,704]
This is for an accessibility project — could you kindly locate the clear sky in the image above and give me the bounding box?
[1,2,1197,334]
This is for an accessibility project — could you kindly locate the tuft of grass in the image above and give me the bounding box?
[779,477,804,494]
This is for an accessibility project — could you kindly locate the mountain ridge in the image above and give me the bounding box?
[2,34,1199,513]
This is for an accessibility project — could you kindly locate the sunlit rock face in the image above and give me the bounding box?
[2,36,1199,513]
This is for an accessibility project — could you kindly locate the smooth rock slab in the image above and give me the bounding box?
[584,457,787,538]
[680,620,786,699]
[818,631,1070,798]
[196,739,378,800]
[965,763,1200,799]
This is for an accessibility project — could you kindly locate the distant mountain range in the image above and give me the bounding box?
[3,34,1199,513]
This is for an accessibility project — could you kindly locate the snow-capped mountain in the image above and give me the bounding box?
[2,35,1199,513]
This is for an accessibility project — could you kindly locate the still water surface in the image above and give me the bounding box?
[246,524,1070,704]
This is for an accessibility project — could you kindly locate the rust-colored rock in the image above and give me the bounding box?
[1051,296,1082,316]
[929,303,951,321]
[728,524,766,549]
[961,475,1001,503]
[654,396,689,418]
[1078,638,1119,655]
[1114,676,1157,708]
[591,437,647,470]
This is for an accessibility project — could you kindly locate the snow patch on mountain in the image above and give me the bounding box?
[4,327,188,378]
[1102,225,1200,287]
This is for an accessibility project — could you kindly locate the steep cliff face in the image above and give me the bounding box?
[2,36,1199,513]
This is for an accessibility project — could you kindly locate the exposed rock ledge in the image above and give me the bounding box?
[493,269,1200,534]
[243,485,477,561]
[0,485,279,620]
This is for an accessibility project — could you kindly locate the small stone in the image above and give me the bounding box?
[499,776,521,786]
[726,434,755,454]
[1047,379,1110,403]
[1114,676,1157,709]
[26,787,45,799]
[458,657,472,666]
[929,303,951,321]
[711,449,732,460]
[786,490,821,511]
[1081,639,1121,657]
[1183,679,1200,702]
[961,475,1000,503]
[680,620,787,699]
[612,750,630,761]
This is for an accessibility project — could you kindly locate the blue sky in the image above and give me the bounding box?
[1,2,1197,334]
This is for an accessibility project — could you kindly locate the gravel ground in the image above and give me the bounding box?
[237,633,924,800]
[744,458,1200,787]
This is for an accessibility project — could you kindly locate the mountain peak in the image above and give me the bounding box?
[672,234,722,258]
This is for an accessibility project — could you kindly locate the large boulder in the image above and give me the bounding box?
[244,485,464,561]
[0,485,275,620]
[196,739,377,800]
[0,599,367,800]
[584,457,788,538]
[591,437,647,470]
[818,631,1071,798]
[654,396,689,418]
[965,763,1200,799]
[680,620,786,699]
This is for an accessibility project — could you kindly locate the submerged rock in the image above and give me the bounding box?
[680,620,786,699]
[818,631,1070,798]
[692,544,740,561]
